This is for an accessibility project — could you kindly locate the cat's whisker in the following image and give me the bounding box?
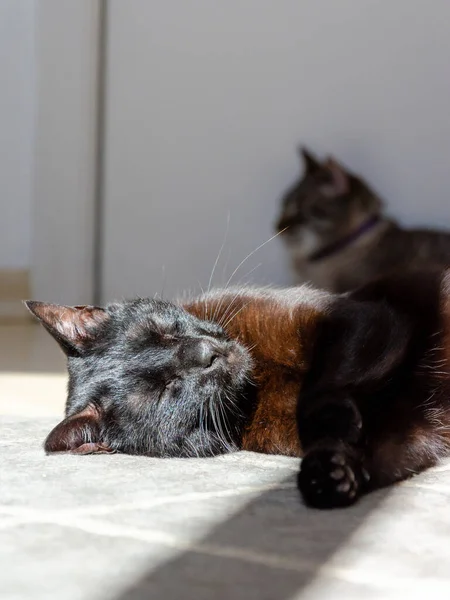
[215,294,242,329]
[196,280,208,320]
[219,399,234,450]
[201,401,213,457]
[223,389,244,421]
[215,292,243,328]
[203,212,232,323]
[198,401,205,454]
[187,436,200,459]
[221,303,247,329]
[207,212,231,295]
[245,342,258,353]
[209,397,223,450]
[223,228,288,291]
[206,262,264,327]
[430,330,444,338]
[210,393,234,454]
[221,248,232,287]
[222,301,253,330]
[236,262,262,285]
[213,264,263,325]
[216,280,261,328]
[214,291,244,324]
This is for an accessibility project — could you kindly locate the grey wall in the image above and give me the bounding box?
[102,0,450,301]
[0,0,36,269]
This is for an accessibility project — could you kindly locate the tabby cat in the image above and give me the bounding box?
[26,268,450,509]
[276,147,450,292]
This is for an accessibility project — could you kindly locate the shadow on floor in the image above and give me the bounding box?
[113,474,390,600]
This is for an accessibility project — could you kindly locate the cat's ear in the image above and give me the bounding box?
[322,157,350,197]
[25,301,110,356]
[44,404,113,455]
[298,146,320,173]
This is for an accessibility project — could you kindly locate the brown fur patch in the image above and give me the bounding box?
[184,288,327,456]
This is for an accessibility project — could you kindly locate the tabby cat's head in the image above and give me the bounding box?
[26,299,252,458]
[276,147,382,257]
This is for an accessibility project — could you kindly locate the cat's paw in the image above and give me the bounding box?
[298,449,367,509]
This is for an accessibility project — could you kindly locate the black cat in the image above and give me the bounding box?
[26,299,252,458]
[26,269,450,509]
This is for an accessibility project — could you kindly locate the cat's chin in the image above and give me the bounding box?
[180,431,241,458]
[134,433,240,459]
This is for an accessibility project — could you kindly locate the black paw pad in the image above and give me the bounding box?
[298,449,368,509]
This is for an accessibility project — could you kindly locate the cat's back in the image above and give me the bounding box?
[372,225,450,273]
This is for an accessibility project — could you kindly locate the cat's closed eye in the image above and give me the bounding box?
[164,378,178,391]
[197,324,228,340]
[161,333,178,343]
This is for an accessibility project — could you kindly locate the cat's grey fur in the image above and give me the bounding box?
[276,147,450,292]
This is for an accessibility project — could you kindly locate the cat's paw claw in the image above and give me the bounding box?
[298,449,364,509]
[330,453,346,466]
[330,468,345,480]
[336,481,351,493]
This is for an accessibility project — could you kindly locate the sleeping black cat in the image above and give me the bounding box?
[26,268,450,509]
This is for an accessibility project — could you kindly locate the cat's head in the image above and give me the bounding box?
[276,147,382,257]
[26,299,252,458]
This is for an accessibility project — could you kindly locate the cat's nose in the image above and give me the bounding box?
[180,338,228,371]
[197,340,223,369]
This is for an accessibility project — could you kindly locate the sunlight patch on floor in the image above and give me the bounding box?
[0,372,67,417]
[0,323,66,417]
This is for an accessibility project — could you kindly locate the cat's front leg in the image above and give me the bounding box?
[297,392,369,509]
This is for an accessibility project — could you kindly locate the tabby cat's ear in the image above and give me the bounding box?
[25,301,110,356]
[322,157,350,197]
[44,404,113,455]
[299,146,320,173]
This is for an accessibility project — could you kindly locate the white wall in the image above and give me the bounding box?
[32,0,100,305]
[103,0,450,302]
[0,0,36,270]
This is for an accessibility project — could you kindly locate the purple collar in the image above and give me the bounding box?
[308,215,381,263]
